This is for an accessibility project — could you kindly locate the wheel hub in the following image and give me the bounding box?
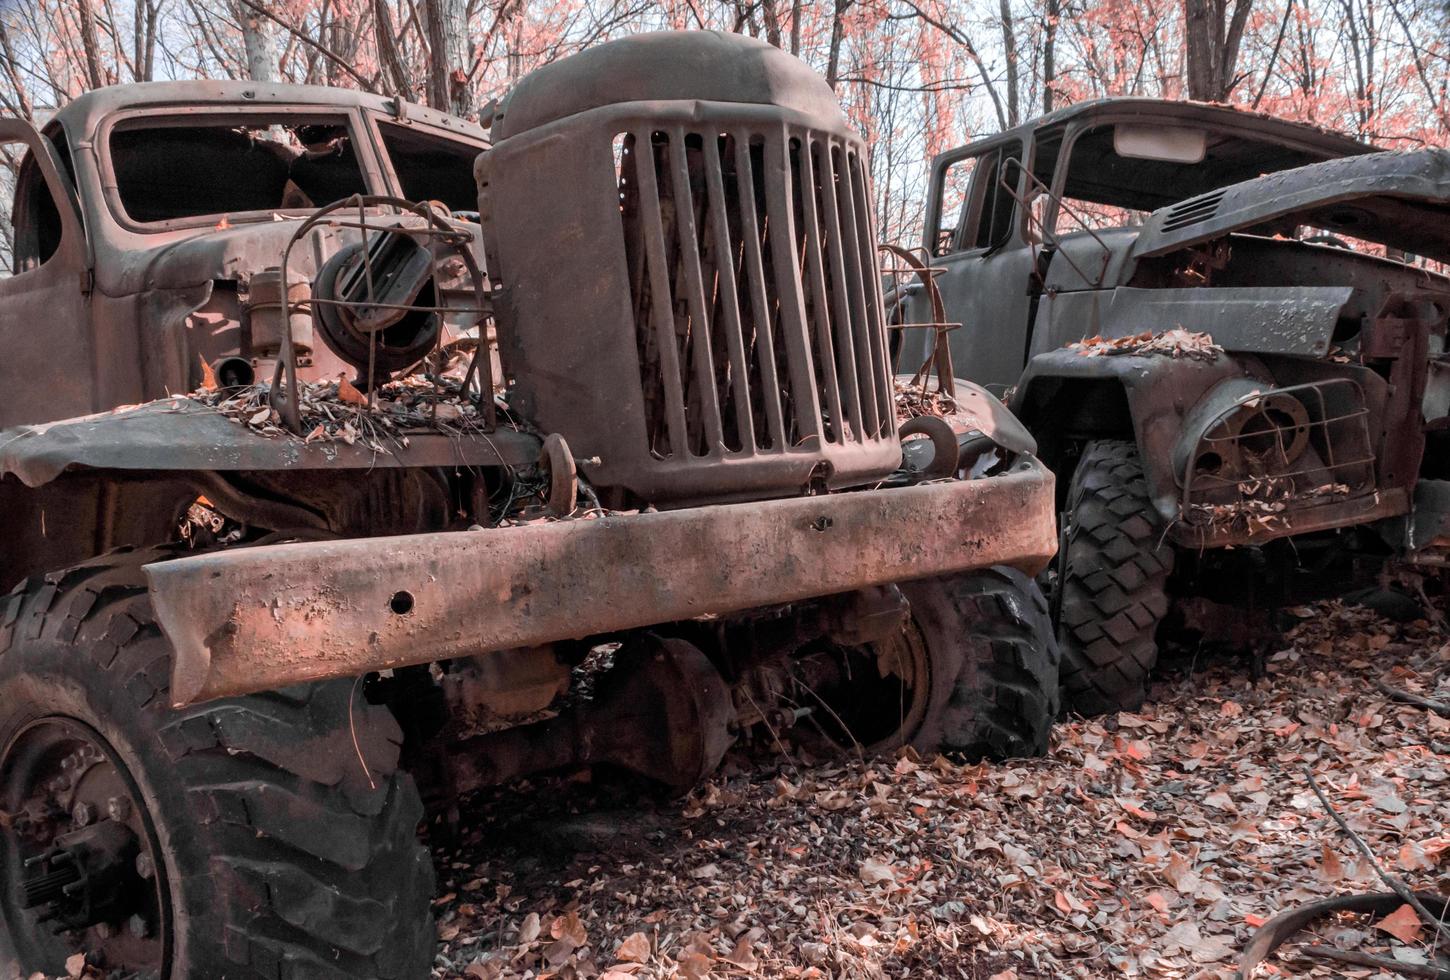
[2,718,168,975]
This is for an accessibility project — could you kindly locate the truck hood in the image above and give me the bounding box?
[1131,149,1450,263]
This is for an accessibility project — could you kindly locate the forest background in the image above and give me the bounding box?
[3,0,1448,247]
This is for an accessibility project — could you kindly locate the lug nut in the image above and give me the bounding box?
[72,802,96,827]
[135,853,154,880]
[128,914,151,939]
[106,797,131,822]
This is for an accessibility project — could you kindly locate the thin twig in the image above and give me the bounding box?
[1301,765,1450,945]
[1298,944,1450,979]
[349,674,378,791]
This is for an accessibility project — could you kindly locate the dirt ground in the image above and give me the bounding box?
[431,598,1450,980]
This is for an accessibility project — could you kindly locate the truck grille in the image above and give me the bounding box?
[614,127,896,461]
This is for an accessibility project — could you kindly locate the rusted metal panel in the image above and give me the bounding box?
[146,461,1057,705]
[0,398,540,488]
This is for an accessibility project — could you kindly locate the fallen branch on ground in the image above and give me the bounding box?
[1376,679,1450,718]
[1236,891,1450,979]
[1298,944,1450,978]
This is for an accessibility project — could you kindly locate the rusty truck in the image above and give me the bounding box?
[896,97,1450,715]
[0,31,1059,979]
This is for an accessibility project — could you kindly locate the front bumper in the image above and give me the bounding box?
[147,460,1056,705]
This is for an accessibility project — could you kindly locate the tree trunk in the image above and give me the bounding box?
[423,0,472,117]
[1043,0,1058,112]
[826,0,852,89]
[762,0,784,48]
[999,0,1020,125]
[236,0,279,82]
[373,0,412,99]
[1183,0,1254,101]
[75,0,108,89]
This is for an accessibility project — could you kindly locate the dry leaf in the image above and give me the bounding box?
[1398,841,1435,871]
[1320,843,1345,882]
[615,931,652,963]
[859,857,897,885]
[338,375,368,405]
[551,910,587,946]
[1375,903,1424,944]
[199,354,217,391]
[517,912,541,944]
[724,934,758,969]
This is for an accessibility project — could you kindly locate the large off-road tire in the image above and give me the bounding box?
[1057,440,1175,716]
[0,547,435,980]
[902,567,1060,759]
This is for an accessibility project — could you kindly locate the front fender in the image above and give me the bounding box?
[1010,349,1262,522]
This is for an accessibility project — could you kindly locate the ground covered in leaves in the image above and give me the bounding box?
[431,600,1450,980]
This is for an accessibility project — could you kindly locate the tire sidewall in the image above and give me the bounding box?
[0,637,201,978]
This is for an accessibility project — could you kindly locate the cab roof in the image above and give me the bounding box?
[991,97,1373,159]
[51,80,487,143]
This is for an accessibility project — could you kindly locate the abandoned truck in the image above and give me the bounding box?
[0,31,1059,980]
[895,96,1450,715]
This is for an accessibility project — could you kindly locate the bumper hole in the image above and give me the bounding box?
[389,591,415,616]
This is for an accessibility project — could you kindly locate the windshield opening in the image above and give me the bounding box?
[378,122,481,213]
[1057,123,1337,215]
[109,114,369,224]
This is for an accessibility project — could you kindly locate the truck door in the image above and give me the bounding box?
[0,119,92,429]
[896,138,1038,395]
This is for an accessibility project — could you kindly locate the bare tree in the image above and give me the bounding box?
[233,0,279,81]
[423,0,472,115]
[1000,0,1021,124]
[1184,0,1254,100]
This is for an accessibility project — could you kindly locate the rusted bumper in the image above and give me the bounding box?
[147,461,1056,706]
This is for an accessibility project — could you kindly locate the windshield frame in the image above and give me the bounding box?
[97,104,390,234]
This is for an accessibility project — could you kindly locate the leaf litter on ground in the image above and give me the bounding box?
[429,594,1450,980]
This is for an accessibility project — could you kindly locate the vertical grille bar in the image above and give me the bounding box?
[854,153,894,437]
[668,129,726,456]
[630,129,690,456]
[840,149,890,437]
[732,136,787,452]
[813,138,866,441]
[762,128,824,446]
[701,134,757,454]
[796,135,847,443]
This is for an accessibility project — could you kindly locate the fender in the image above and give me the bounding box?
[1010,348,1261,522]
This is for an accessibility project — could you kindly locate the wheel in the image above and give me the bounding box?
[901,567,1060,759]
[1056,439,1175,716]
[0,548,435,980]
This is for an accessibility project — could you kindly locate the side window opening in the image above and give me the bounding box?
[972,149,1016,250]
[378,122,482,213]
[1,137,67,277]
[936,154,979,256]
[934,146,1019,256]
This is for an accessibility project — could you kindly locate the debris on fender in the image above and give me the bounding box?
[1068,328,1224,361]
